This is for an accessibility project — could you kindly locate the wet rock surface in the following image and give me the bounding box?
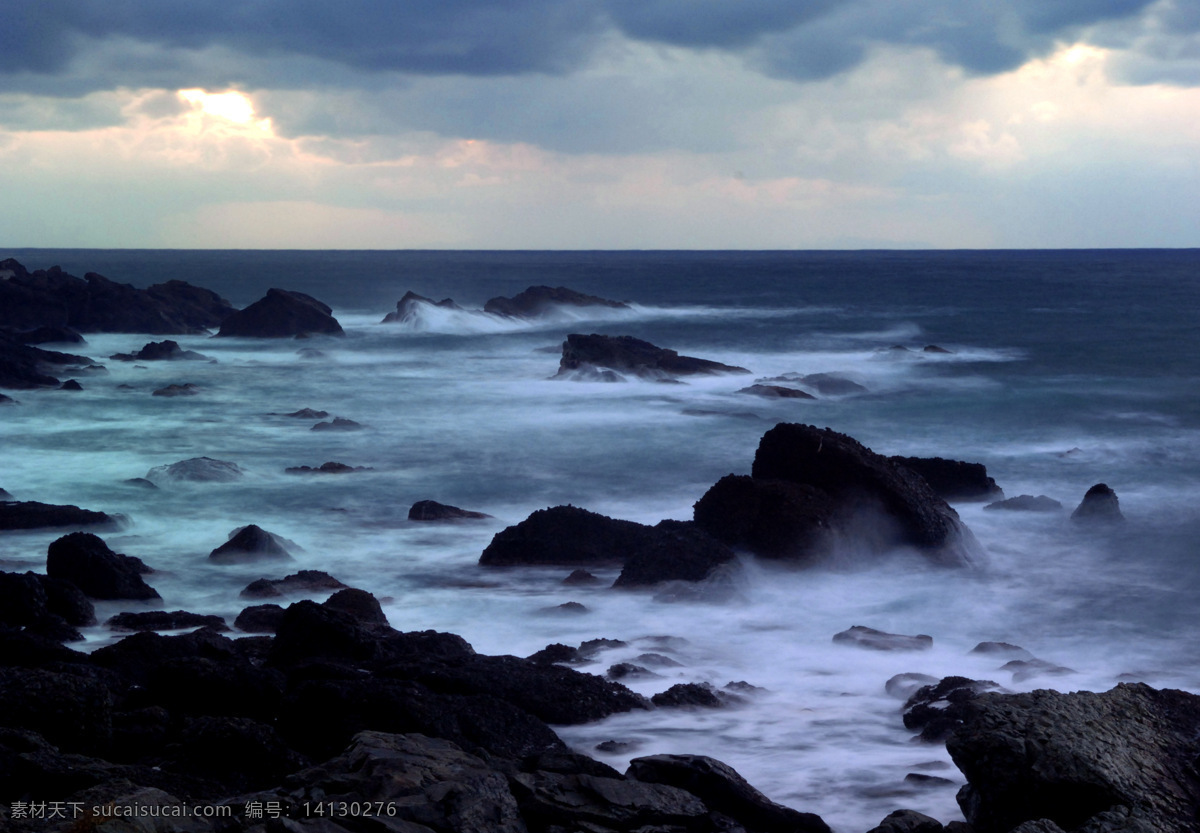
[216,288,344,338]
[555,333,751,381]
[409,499,494,520]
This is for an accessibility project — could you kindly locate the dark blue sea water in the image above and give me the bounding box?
[2,248,1199,831]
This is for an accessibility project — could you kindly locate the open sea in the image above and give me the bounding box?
[2,248,1199,831]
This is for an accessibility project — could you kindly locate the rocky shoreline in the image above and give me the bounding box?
[2,256,1196,832]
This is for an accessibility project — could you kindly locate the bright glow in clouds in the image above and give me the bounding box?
[0,40,1196,248]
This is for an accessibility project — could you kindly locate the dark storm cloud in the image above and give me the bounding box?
[0,0,1188,95]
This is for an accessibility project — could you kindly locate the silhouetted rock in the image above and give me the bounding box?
[613,520,736,587]
[152,382,200,396]
[628,754,832,833]
[737,384,817,399]
[556,333,751,381]
[904,676,1005,743]
[234,604,286,633]
[107,610,230,632]
[890,455,1003,502]
[0,331,91,389]
[0,500,117,531]
[59,379,84,390]
[0,571,96,640]
[947,683,1200,833]
[282,407,329,418]
[311,416,364,431]
[985,494,1062,512]
[12,324,86,344]
[209,525,294,564]
[146,456,243,483]
[866,809,946,833]
[0,258,233,334]
[285,461,373,474]
[239,570,348,599]
[381,290,464,324]
[970,641,1034,660]
[46,532,160,600]
[693,474,837,562]
[1071,483,1125,524]
[111,340,211,362]
[834,626,932,652]
[484,285,630,318]
[651,682,727,709]
[323,588,388,625]
[216,288,344,338]
[563,569,601,585]
[408,499,493,520]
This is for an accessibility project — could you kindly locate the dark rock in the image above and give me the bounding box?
[614,519,737,587]
[481,505,645,567]
[282,407,329,418]
[107,610,230,632]
[123,477,158,489]
[0,331,90,389]
[0,500,117,530]
[238,569,348,599]
[111,340,210,361]
[1001,658,1076,683]
[693,474,837,562]
[563,569,601,585]
[947,683,1200,833]
[484,285,630,318]
[58,378,83,391]
[542,600,589,614]
[628,753,832,833]
[0,258,233,334]
[0,393,15,404]
[233,603,286,633]
[483,506,735,586]
[886,672,940,700]
[38,574,97,626]
[146,456,243,483]
[904,773,957,788]
[798,373,868,395]
[1071,483,1125,523]
[12,324,86,344]
[311,416,364,431]
[608,663,658,680]
[0,572,51,627]
[527,643,580,665]
[0,487,11,499]
[749,423,981,566]
[0,625,89,667]
[737,383,817,399]
[408,499,493,520]
[166,715,309,794]
[216,288,344,338]
[651,682,727,709]
[0,667,114,753]
[890,455,1004,502]
[834,625,933,652]
[596,739,642,753]
[556,333,751,381]
[381,290,464,323]
[970,641,1034,660]
[923,344,953,353]
[285,461,374,474]
[903,676,1005,743]
[985,494,1062,512]
[323,588,388,625]
[151,382,200,396]
[636,652,684,668]
[866,808,947,832]
[209,524,294,563]
[46,532,160,600]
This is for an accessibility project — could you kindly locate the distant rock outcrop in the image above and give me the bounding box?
[555,333,751,382]
[484,285,630,318]
[110,340,211,362]
[408,500,493,521]
[736,384,816,399]
[381,291,463,324]
[0,258,233,334]
[216,288,344,338]
[0,331,92,389]
[209,525,294,564]
[1071,483,1125,524]
[146,457,243,483]
[985,494,1062,512]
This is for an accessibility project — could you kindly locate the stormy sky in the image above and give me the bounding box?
[1,0,1197,248]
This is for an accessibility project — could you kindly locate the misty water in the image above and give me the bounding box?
[3,249,1199,831]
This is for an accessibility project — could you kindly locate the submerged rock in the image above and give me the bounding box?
[46,532,160,600]
[484,285,630,318]
[107,610,230,632]
[555,333,751,381]
[209,525,294,564]
[311,416,364,431]
[947,683,1200,833]
[1071,483,1125,524]
[147,456,243,483]
[111,339,211,362]
[216,288,344,338]
[239,569,348,599]
[985,494,1062,512]
[834,626,933,652]
[58,379,83,391]
[408,499,493,521]
[737,384,817,399]
[285,461,374,474]
[281,407,329,418]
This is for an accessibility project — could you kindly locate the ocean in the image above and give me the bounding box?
[2,248,1199,831]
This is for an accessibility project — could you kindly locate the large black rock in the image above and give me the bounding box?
[380,290,463,324]
[890,455,1003,502]
[699,423,981,567]
[208,525,294,564]
[555,333,751,381]
[0,331,92,389]
[45,532,159,600]
[1071,483,1125,524]
[216,288,344,338]
[947,683,1200,833]
[0,259,233,334]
